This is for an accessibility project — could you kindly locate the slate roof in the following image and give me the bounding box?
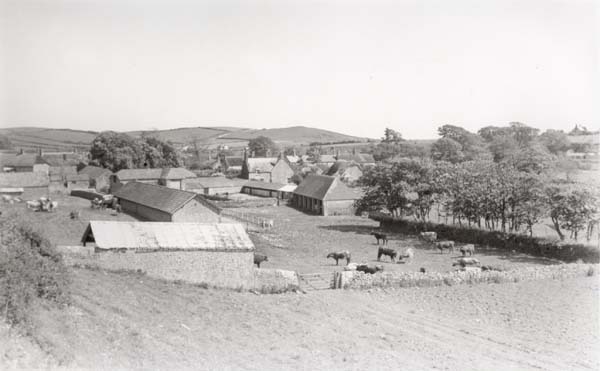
[293,174,362,201]
[0,153,49,168]
[0,172,50,187]
[82,221,254,251]
[114,181,198,215]
[246,157,278,173]
[79,165,112,179]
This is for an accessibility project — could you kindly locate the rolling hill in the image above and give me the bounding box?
[0,125,371,151]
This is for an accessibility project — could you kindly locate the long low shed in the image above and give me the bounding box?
[241,181,297,199]
[81,221,255,288]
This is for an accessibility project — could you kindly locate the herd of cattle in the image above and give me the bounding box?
[253,229,500,274]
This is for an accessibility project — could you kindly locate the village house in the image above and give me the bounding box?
[185,176,247,195]
[221,156,244,173]
[113,181,220,222]
[241,180,297,199]
[80,221,254,288]
[0,172,49,198]
[0,152,50,173]
[326,161,364,184]
[78,165,112,192]
[110,167,197,192]
[292,174,362,216]
[241,154,294,184]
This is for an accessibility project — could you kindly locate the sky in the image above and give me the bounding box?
[0,0,598,139]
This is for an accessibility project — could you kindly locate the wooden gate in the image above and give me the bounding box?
[298,272,335,291]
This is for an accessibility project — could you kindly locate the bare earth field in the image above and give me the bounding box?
[2,270,598,370]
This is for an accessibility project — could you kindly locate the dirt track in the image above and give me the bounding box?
[4,269,596,371]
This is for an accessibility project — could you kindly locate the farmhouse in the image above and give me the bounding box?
[241,180,297,199]
[0,152,50,173]
[0,172,49,198]
[292,174,362,216]
[326,161,363,184]
[113,181,220,222]
[241,155,294,184]
[185,176,247,195]
[81,221,255,288]
[78,165,112,192]
[110,167,197,192]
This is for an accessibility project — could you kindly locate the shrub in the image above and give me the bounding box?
[0,217,70,326]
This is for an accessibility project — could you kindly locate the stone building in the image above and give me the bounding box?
[326,161,364,184]
[292,174,362,216]
[113,181,220,222]
[185,176,247,195]
[80,221,255,288]
[241,155,294,184]
[241,180,297,199]
[0,172,49,198]
[78,165,112,192]
[110,167,197,192]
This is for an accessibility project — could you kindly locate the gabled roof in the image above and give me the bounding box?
[326,161,362,176]
[336,153,375,163]
[293,174,362,201]
[242,180,288,192]
[0,172,50,187]
[224,156,244,168]
[79,165,112,179]
[82,221,254,251]
[115,168,163,180]
[114,181,198,215]
[246,157,277,173]
[42,153,83,166]
[160,167,197,180]
[0,153,49,168]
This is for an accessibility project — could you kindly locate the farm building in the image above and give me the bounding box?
[326,161,363,184]
[110,167,197,192]
[0,172,49,198]
[0,152,50,173]
[241,155,294,184]
[292,174,362,216]
[335,152,376,166]
[42,152,85,167]
[221,156,244,172]
[81,221,255,288]
[241,181,297,199]
[113,181,220,222]
[185,176,247,195]
[78,165,112,192]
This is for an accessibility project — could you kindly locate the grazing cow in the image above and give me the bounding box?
[370,231,388,245]
[399,248,414,263]
[419,231,437,243]
[254,254,268,268]
[377,247,397,262]
[356,264,384,274]
[26,200,41,210]
[326,251,351,265]
[452,257,481,267]
[435,241,455,254]
[459,244,475,256]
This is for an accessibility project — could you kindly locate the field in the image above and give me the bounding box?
[1,195,599,370]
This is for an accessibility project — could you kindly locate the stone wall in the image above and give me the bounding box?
[253,269,299,292]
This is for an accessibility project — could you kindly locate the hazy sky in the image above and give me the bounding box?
[0,0,598,139]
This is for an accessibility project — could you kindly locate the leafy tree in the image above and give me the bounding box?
[248,136,278,157]
[306,145,321,162]
[436,125,490,162]
[546,182,598,240]
[503,142,554,174]
[539,129,570,154]
[431,137,464,163]
[381,128,403,143]
[509,122,539,147]
[140,136,181,168]
[488,135,519,162]
[477,126,512,142]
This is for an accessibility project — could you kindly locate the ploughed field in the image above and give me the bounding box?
[241,206,564,274]
[3,269,598,370]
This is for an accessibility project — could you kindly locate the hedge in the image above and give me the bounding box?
[369,212,600,263]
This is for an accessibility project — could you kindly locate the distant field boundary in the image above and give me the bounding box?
[370,212,600,264]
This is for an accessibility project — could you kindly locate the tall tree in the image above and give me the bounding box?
[539,129,570,155]
[248,136,278,157]
[381,128,403,143]
[430,137,464,163]
[509,122,539,147]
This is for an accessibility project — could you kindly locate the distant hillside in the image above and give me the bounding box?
[0,125,371,151]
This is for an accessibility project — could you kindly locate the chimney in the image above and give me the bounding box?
[243,148,248,162]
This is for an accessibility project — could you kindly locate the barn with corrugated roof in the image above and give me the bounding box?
[81,221,255,288]
[292,174,362,216]
[113,181,220,222]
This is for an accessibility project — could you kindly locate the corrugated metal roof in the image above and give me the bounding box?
[0,172,50,187]
[114,181,197,215]
[293,174,361,201]
[79,165,112,179]
[82,221,254,251]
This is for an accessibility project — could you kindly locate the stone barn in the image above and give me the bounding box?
[81,221,255,288]
[185,176,246,196]
[113,181,220,222]
[292,174,362,216]
[110,168,196,192]
[0,172,49,198]
[79,165,112,192]
[241,155,294,184]
[0,153,50,173]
